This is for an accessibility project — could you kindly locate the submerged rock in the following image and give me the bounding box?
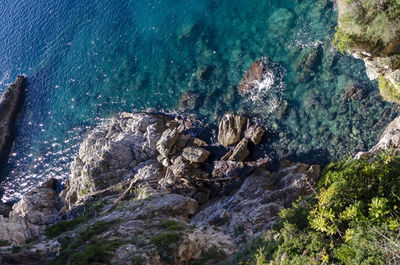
[0,75,26,171]
[343,84,368,101]
[178,91,201,112]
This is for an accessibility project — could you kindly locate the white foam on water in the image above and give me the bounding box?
[0,70,10,87]
[244,58,286,113]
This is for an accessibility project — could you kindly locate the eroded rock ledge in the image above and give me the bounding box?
[0,112,322,265]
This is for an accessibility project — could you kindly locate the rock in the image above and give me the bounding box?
[0,203,12,217]
[238,61,264,94]
[196,65,213,81]
[192,161,320,243]
[10,179,59,226]
[0,179,60,245]
[295,44,323,72]
[189,137,207,147]
[356,115,400,158]
[221,150,233,161]
[0,75,26,171]
[245,126,265,145]
[229,138,250,162]
[62,113,169,209]
[182,146,210,163]
[212,156,270,179]
[156,127,181,157]
[179,91,201,112]
[343,85,367,101]
[217,114,248,147]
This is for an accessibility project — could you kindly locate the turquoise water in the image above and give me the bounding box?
[0,0,398,201]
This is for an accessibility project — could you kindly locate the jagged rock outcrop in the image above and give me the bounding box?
[0,179,60,245]
[0,75,26,170]
[0,112,324,265]
[192,161,320,243]
[61,113,213,210]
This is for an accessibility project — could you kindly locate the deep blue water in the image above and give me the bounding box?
[0,0,398,201]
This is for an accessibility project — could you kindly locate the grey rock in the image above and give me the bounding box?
[0,179,60,245]
[192,161,320,243]
[156,127,181,157]
[356,115,400,159]
[182,146,210,163]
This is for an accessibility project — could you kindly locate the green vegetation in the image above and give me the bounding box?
[46,220,122,265]
[335,0,400,53]
[160,219,184,231]
[131,256,144,265]
[333,27,356,54]
[190,247,228,265]
[378,76,400,103]
[150,232,182,263]
[227,153,400,264]
[150,232,181,247]
[0,239,11,246]
[45,216,88,238]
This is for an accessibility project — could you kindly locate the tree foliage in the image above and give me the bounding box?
[229,153,400,265]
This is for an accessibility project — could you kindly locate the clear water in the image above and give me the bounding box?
[0,0,398,201]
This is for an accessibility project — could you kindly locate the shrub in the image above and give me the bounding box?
[334,0,400,52]
[150,232,181,247]
[45,216,88,238]
[378,76,400,103]
[0,239,11,246]
[160,220,184,231]
[229,152,400,265]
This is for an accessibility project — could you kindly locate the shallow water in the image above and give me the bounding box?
[0,0,398,201]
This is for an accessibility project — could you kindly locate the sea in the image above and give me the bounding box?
[0,0,398,202]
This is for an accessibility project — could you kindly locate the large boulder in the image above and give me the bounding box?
[0,179,60,245]
[217,114,248,147]
[0,75,26,171]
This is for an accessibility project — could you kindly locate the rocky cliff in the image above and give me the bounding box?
[0,112,321,265]
[335,0,400,102]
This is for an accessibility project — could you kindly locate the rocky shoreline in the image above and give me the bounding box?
[0,111,323,264]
